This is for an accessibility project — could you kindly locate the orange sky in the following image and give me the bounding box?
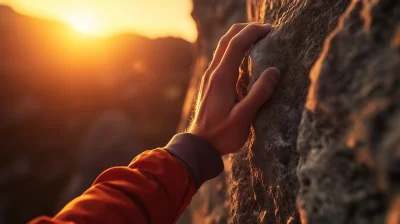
[0,0,198,42]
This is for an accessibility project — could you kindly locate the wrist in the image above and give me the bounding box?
[164,133,224,188]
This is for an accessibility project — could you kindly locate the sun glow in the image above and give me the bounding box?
[65,11,97,34]
[3,0,198,42]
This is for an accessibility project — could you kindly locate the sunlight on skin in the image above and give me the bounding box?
[0,0,197,42]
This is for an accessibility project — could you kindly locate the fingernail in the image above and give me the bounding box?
[267,67,280,83]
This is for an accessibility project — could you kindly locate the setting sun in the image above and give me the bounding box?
[0,0,197,42]
[66,11,96,34]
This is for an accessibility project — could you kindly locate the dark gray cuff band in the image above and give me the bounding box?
[164,133,224,189]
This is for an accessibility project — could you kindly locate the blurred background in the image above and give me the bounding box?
[0,0,198,223]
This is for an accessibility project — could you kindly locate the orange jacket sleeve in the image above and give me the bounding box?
[30,133,224,224]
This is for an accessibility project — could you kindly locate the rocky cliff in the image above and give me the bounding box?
[231,0,350,223]
[299,0,400,223]
[229,0,400,223]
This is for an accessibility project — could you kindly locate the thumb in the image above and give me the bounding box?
[234,67,280,121]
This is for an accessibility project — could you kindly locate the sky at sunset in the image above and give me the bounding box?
[0,0,198,42]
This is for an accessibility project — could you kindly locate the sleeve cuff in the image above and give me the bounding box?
[164,133,224,189]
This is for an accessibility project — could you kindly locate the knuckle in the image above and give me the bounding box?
[232,23,241,30]
[229,36,243,47]
[246,23,265,35]
[247,26,260,38]
[219,35,230,46]
[210,72,224,86]
[247,23,259,30]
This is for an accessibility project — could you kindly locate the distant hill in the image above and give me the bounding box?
[0,5,195,223]
[0,4,193,94]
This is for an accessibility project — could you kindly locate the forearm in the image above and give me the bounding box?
[30,133,223,224]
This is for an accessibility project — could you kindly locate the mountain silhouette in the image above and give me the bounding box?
[0,5,194,223]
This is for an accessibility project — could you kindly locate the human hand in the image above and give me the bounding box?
[188,23,280,156]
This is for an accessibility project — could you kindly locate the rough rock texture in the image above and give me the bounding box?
[178,1,247,223]
[247,0,290,23]
[298,0,400,223]
[230,0,400,223]
[230,142,259,223]
[231,0,350,223]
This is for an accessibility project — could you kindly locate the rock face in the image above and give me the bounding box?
[299,0,400,223]
[231,0,350,223]
[231,0,400,223]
